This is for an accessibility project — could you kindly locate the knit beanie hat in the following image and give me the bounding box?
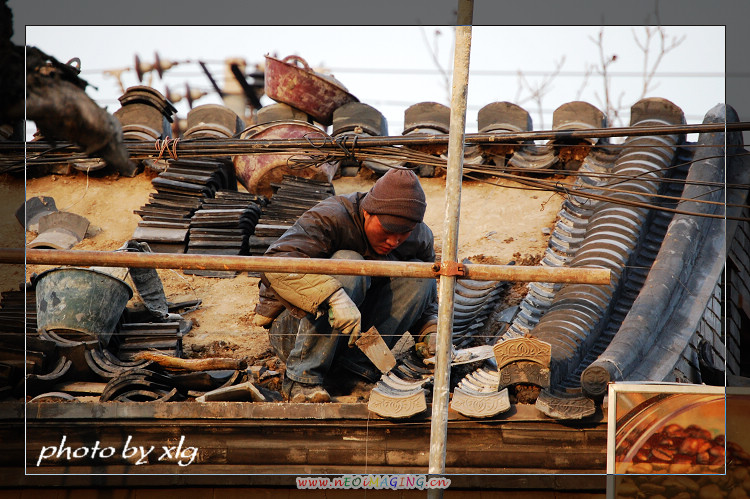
[360,168,427,233]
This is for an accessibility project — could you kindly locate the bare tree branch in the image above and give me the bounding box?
[588,24,682,127]
[515,57,565,129]
[575,63,595,101]
[512,12,686,135]
[591,28,620,125]
[638,26,685,97]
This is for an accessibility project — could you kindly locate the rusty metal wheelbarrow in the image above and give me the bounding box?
[264,54,358,126]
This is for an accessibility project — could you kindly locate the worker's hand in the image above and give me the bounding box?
[253,313,275,328]
[415,317,438,358]
[326,288,361,347]
[416,317,438,343]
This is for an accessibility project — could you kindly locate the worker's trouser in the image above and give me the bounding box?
[268,250,437,385]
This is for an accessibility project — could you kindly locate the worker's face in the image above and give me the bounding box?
[363,211,413,255]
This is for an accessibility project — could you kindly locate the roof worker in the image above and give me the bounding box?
[254,168,439,403]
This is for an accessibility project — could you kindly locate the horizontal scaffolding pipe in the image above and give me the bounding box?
[9,122,750,159]
[2,248,612,285]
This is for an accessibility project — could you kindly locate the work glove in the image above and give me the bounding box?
[415,317,438,359]
[253,313,274,328]
[326,288,361,347]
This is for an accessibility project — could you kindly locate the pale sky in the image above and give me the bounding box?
[25,26,724,138]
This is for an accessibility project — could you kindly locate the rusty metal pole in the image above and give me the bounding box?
[427,1,473,496]
[2,248,612,284]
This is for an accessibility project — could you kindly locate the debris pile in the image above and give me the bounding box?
[0,270,287,404]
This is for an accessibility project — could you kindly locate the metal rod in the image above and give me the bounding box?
[198,60,225,98]
[2,248,611,284]
[89,121,750,150]
[428,2,473,492]
[9,122,750,158]
[229,62,263,110]
[462,172,743,221]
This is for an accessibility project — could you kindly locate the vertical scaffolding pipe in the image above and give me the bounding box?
[427,0,473,494]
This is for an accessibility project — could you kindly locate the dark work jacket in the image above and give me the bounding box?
[255,192,437,320]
